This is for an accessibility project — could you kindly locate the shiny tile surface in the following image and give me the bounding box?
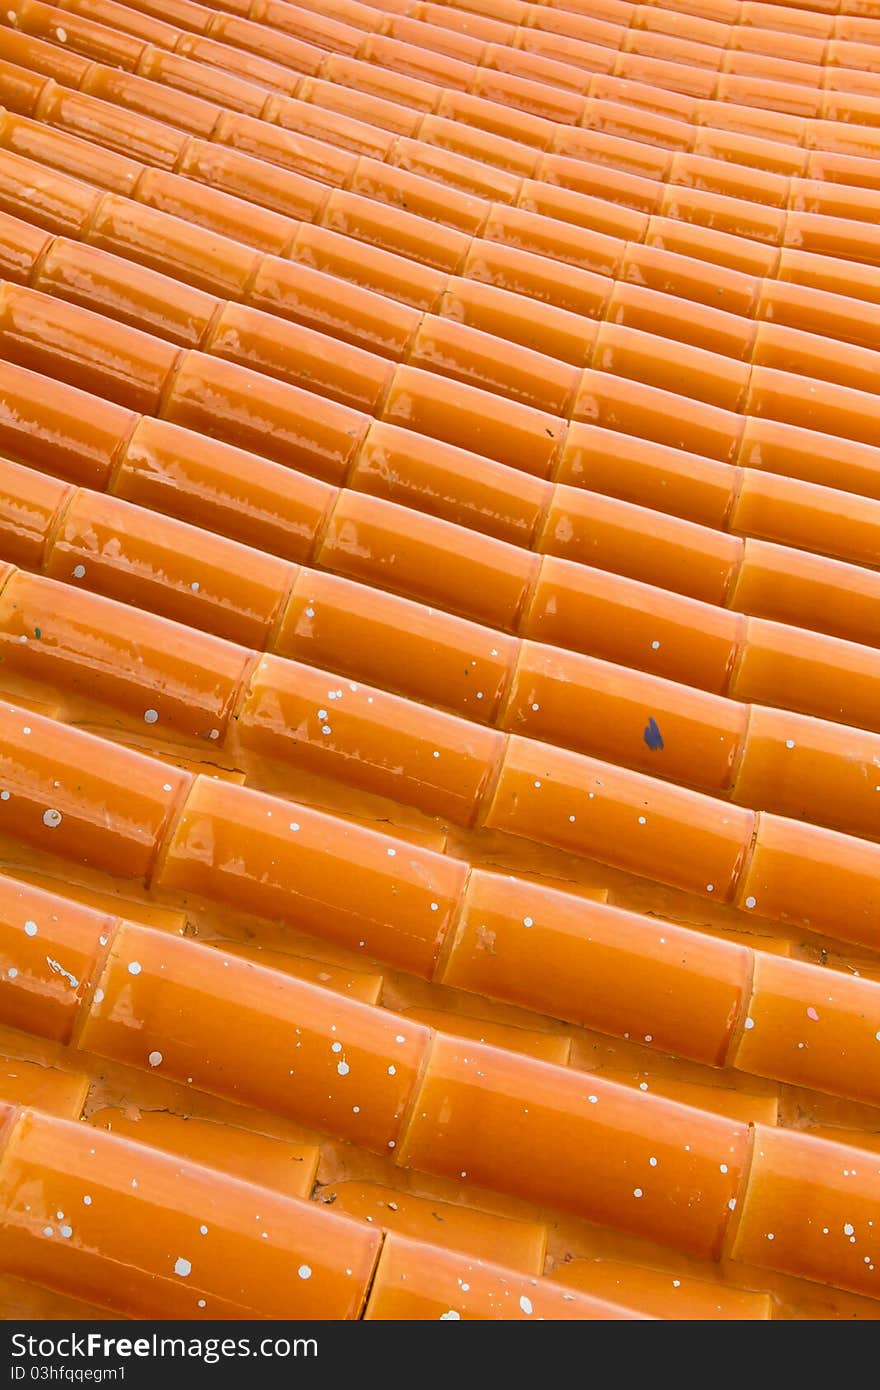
[0,0,879,1323]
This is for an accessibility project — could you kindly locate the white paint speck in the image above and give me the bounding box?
[128,961,142,976]
[24,920,37,937]
[42,809,62,828]
[46,956,78,988]
[148,1051,163,1068]
[72,565,86,579]
[144,709,158,724]
[174,1258,192,1277]
[298,1265,312,1280]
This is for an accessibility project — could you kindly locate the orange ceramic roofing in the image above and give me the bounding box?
[0,0,879,1325]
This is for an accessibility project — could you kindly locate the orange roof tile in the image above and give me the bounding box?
[0,0,879,1322]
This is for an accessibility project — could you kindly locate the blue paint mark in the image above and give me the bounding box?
[644,717,664,751]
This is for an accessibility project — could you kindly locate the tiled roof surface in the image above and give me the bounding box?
[0,0,879,1322]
